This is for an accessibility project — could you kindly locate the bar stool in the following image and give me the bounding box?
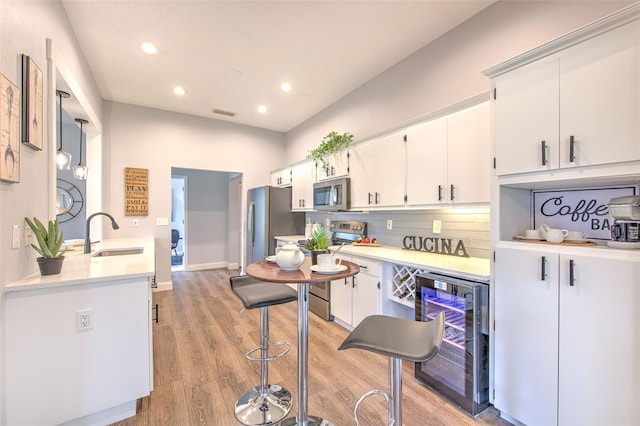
[230,275,298,425]
[338,312,445,426]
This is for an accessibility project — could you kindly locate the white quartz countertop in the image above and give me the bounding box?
[330,244,490,281]
[5,238,155,293]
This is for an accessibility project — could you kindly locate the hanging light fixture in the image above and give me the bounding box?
[55,90,72,170]
[73,118,88,180]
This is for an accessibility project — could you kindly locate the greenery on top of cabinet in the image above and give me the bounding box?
[308,131,353,173]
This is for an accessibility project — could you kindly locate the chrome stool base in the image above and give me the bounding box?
[234,384,292,426]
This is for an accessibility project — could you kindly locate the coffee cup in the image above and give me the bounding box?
[566,231,588,241]
[524,229,541,239]
[317,253,341,270]
[546,228,569,243]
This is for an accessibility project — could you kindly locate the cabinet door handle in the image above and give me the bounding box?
[368,192,372,205]
[153,303,159,323]
[541,140,548,166]
[352,276,356,288]
[541,256,547,281]
[358,264,368,269]
[438,185,443,201]
[569,135,576,163]
[450,184,455,201]
[375,192,380,204]
[569,259,576,286]
[331,166,335,176]
[344,278,348,286]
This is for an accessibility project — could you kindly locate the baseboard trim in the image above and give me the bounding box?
[153,280,173,292]
[185,261,227,272]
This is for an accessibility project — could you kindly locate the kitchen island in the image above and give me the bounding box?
[4,238,155,426]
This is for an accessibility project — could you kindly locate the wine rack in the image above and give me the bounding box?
[390,264,426,308]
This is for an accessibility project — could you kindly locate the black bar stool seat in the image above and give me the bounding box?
[339,312,445,426]
[230,275,297,426]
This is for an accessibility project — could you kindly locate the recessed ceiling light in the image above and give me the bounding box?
[280,82,292,92]
[172,86,186,96]
[258,105,267,113]
[140,42,157,55]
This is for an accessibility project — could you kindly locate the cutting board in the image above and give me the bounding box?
[351,242,381,247]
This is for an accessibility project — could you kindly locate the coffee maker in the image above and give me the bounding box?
[608,196,640,248]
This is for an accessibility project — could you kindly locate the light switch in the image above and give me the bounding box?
[433,220,442,234]
[12,225,21,248]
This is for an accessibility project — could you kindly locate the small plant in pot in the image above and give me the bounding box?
[24,217,67,275]
[304,227,331,265]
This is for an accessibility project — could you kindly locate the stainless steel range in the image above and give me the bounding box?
[308,220,367,321]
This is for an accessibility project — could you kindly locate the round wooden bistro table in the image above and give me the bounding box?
[246,257,360,426]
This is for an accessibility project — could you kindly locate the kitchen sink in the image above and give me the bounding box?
[91,247,144,257]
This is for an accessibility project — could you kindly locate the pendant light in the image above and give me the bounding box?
[73,118,88,180]
[55,90,72,170]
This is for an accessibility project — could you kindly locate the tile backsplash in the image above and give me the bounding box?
[306,207,490,259]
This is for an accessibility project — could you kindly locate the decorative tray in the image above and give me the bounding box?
[513,237,597,246]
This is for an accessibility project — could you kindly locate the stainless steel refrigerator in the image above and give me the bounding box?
[247,186,305,264]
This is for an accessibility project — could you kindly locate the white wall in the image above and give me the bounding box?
[101,101,286,286]
[285,1,632,162]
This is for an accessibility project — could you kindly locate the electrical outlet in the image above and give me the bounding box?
[12,225,21,248]
[24,226,33,246]
[132,219,139,227]
[76,309,94,331]
[386,219,393,230]
[156,217,169,226]
[433,220,442,234]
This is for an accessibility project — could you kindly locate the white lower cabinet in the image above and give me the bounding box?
[494,245,640,426]
[331,255,380,329]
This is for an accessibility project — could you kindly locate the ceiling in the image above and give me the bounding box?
[61,1,495,133]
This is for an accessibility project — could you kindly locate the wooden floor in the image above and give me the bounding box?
[111,268,512,426]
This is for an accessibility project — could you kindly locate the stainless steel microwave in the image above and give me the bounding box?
[313,177,350,211]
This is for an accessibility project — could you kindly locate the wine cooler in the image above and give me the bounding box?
[415,272,489,416]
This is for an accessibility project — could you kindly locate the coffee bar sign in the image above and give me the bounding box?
[532,186,637,240]
[124,167,149,216]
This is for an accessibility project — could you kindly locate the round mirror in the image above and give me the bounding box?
[56,187,74,215]
[56,179,84,223]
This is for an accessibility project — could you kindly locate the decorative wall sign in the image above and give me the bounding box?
[124,167,149,216]
[402,236,469,258]
[532,186,637,240]
[21,55,43,150]
[0,74,20,183]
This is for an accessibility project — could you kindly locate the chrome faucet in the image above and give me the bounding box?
[84,212,120,253]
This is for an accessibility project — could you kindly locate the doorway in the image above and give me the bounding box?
[171,176,186,271]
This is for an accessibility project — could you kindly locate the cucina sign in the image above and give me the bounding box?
[402,236,469,258]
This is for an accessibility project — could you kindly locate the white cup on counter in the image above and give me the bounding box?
[566,231,588,241]
[317,253,341,270]
[524,229,541,239]
[546,228,569,243]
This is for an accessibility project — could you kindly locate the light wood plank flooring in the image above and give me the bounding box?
[111,268,511,426]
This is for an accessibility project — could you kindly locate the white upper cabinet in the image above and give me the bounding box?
[559,21,640,168]
[291,160,315,211]
[350,134,405,209]
[493,18,640,175]
[406,102,490,205]
[406,116,448,204]
[270,167,292,187]
[316,150,349,181]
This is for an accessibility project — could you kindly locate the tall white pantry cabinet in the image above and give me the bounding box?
[484,4,640,426]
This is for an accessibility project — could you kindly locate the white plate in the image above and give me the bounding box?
[310,264,348,274]
[265,255,276,263]
[607,241,640,249]
[514,235,545,241]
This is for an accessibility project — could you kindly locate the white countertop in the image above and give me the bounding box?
[5,238,155,293]
[330,244,490,281]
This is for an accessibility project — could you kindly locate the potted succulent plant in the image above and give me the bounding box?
[304,227,331,265]
[24,216,67,275]
[307,131,353,174]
